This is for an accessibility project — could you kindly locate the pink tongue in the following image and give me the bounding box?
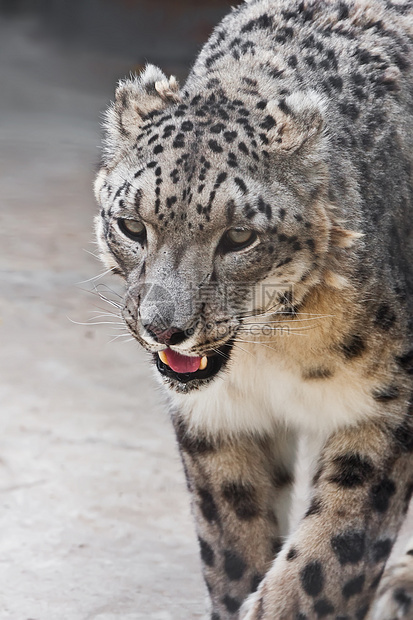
[164,349,202,374]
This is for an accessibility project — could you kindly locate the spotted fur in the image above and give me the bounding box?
[94,0,413,618]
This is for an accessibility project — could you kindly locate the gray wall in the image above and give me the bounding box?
[0,0,234,68]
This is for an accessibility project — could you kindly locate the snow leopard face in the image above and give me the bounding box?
[94,65,346,392]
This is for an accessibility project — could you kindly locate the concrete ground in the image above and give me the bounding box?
[0,16,205,620]
[1,11,412,620]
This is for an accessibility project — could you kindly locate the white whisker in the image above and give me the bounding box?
[82,248,101,259]
[77,268,115,285]
[67,317,125,327]
[88,312,122,320]
[108,333,134,343]
[242,317,330,325]
[94,283,123,299]
[231,342,254,357]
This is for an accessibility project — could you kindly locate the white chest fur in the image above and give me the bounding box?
[170,342,375,439]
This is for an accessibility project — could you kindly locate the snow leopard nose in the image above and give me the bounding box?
[143,325,188,346]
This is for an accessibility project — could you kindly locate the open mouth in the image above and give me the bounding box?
[155,342,233,384]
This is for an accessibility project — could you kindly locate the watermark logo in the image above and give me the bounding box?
[125,280,296,338]
[255,283,294,314]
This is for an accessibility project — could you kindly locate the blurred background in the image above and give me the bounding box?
[0,2,232,619]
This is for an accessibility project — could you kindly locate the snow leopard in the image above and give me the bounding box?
[93,0,413,618]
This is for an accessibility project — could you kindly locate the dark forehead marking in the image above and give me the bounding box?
[166,195,177,208]
[224,131,237,143]
[173,133,185,148]
[227,152,238,167]
[239,141,249,155]
[215,172,228,187]
[113,180,128,199]
[244,203,257,219]
[226,200,236,224]
[135,91,286,209]
[134,188,142,212]
[235,177,248,194]
[181,120,193,132]
[162,124,176,138]
[154,114,172,127]
[258,197,272,219]
[207,189,217,209]
[208,139,223,153]
[210,123,225,134]
[147,133,159,145]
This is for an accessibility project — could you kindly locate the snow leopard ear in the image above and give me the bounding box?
[103,64,181,161]
[265,91,326,154]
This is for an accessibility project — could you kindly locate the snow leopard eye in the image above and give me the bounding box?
[221,228,258,252]
[118,218,146,242]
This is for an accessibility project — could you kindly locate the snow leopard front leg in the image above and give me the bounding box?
[241,414,413,620]
[171,413,297,620]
